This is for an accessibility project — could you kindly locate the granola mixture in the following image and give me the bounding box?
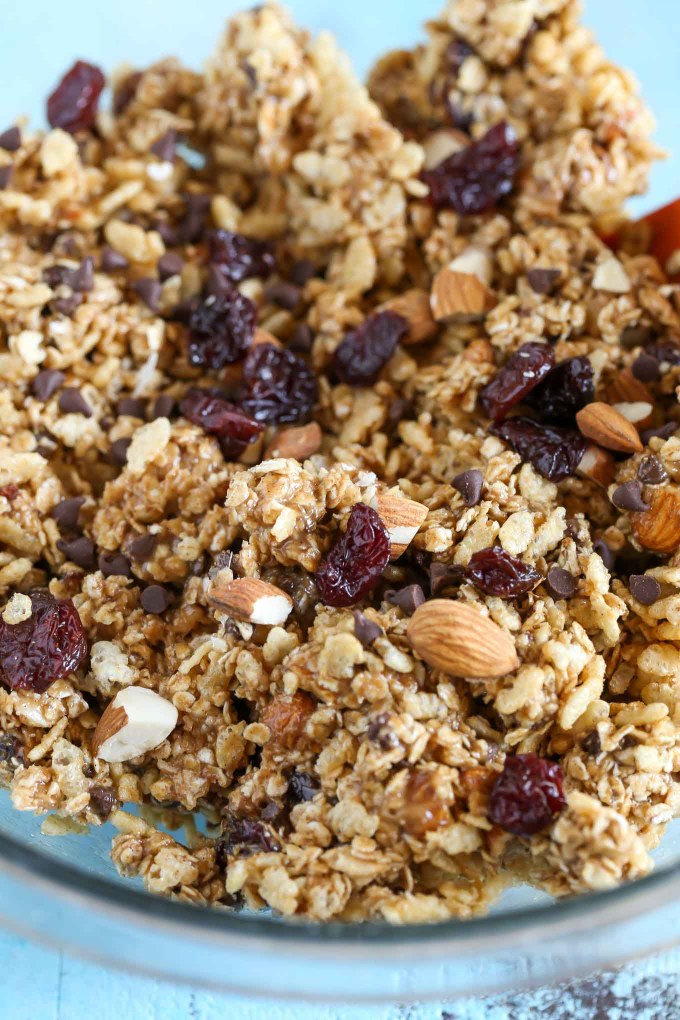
[1,0,680,924]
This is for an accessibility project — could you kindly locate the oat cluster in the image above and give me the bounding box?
[1,0,679,924]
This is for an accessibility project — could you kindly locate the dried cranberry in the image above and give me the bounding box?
[488,754,566,836]
[209,230,275,283]
[479,343,555,421]
[180,388,263,459]
[492,417,587,481]
[112,71,142,115]
[421,121,520,214]
[47,61,106,134]
[240,343,318,424]
[316,504,391,607]
[525,356,595,426]
[466,547,541,598]
[333,311,408,387]
[187,287,256,369]
[216,812,281,866]
[0,591,87,694]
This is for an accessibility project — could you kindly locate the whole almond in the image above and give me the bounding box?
[407,600,519,678]
[632,487,680,554]
[576,402,643,454]
[265,422,322,460]
[382,289,437,345]
[576,444,616,488]
[374,492,429,559]
[208,576,293,625]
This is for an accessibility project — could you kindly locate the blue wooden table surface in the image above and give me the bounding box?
[2,1,680,1017]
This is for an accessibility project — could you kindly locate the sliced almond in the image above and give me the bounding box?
[422,128,469,170]
[632,488,680,554]
[374,492,429,559]
[430,248,495,322]
[208,576,293,625]
[576,402,643,454]
[408,600,518,679]
[576,445,616,488]
[592,255,631,294]
[382,289,437,345]
[265,421,322,460]
[92,687,178,763]
[608,368,653,405]
[612,401,654,429]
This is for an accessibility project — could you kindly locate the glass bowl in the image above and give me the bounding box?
[2,0,680,1003]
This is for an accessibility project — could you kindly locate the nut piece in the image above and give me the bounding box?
[382,289,437,345]
[612,401,654,429]
[576,402,643,454]
[608,368,653,405]
[632,488,680,554]
[92,687,178,763]
[208,577,293,625]
[576,445,616,488]
[407,600,519,678]
[422,128,468,170]
[592,255,631,294]
[374,492,429,559]
[265,422,322,460]
[430,248,495,322]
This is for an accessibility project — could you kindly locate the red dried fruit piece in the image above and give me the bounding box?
[47,60,106,134]
[488,753,566,836]
[187,287,257,369]
[0,591,87,694]
[333,310,409,387]
[466,546,542,598]
[240,343,318,424]
[479,343,555,421]
[216,811,281,866]
[525,356,594,426]
[179,388,263,459]
[421,121,520,214]
[316,504,391,607]
[492,417,587,481]
[209,230,275,283]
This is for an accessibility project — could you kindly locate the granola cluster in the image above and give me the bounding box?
[1,0,680,924]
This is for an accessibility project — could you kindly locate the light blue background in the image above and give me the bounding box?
[2,1,680,1016]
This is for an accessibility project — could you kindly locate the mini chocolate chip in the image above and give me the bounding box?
[0,126,21,152]
[637,455,668,486]
[51,496,85,531]
[581,731,602,756]
[640,422,678,445]
[100,246,129,272]
[385,397,414,433]
[57,536,95,570]
[545,566,577,600]
[132,277,162,311]
[353,610,382,647]
[52,293,82,316]
[58,387,93,417]
[32,369,65,401]
[117,396,146,419]
[452,468,483,507]
[157,252,184,281]
[152,394,176,419]
[611,480,651,513]
[0,166,12,190]
[629,573,661,605]
[265,280,301,310]
[70,256,94,293]
[527,267,560,295]
[366,712,400,750]
[289,259,316,286]
[429,562,464,595]
[98,551,132,577]
[129,532,158,560]
[109,437,131,466]
[150,129,176,162]
[43,264,73,288]
[386,584,426,615]
[288,323,314,353]
[179,193,211,244]
[593,539,616,571]
[89,785,117,819]
[154,221,179,247]
[632,352,661,383]
[141,584,173,614]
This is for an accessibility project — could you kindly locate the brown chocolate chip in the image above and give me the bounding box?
[0,166,12,190]
[640,422,678,445]
[32,369,65,402]
[154,220,179,247]
[545,566,577,600]
[100,246,129,272]
[152,394,176,419]
[179,193,211,245]
[429,561,464,595]
[384,397,413,433]
[109,437,131,466]
[632,352,661,383]
[43,264,74,288]
[288,323,314,353]
[206,264,231,298]
[593,539,615,571]
[366,712,400,750]
[98,552,132,577]
[58,387,92,417]
[629,573,661,605]
[386,584,426,615]
[129,532,158,561]
[51,496,85,531]
[452,468,483,507]
[157,252,184,281]
[141,584,173,614]
[637,455,668,486]
[611,480,651,513]
[353,610,382,647]
[70,257,94,293]
[117,396,146,419]
[581,731,602,756]
[527,267,560,295]
[265,280,301,310]
[289,259,316,286]
[132,277,162,311]
[89,785,117,819]
[150,129,176,162]
[57,536,96,570]
[0,126,21,152]
[52,293,82,316]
